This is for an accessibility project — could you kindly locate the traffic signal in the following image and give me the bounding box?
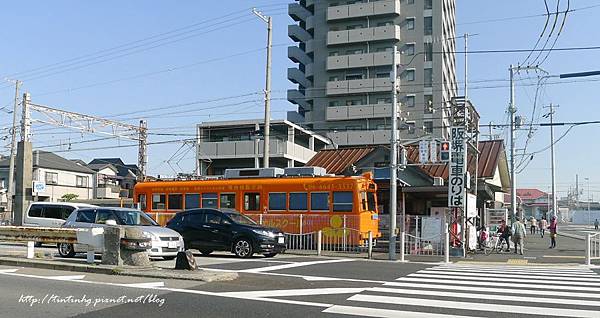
[440,141,450,162]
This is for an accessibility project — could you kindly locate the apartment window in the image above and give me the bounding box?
[406,0,414,4]
[424,121,434,134]
[424,17,433,36]
[425,0,433,10]
[375,47,393,52]
[202,193,218,208]
[424,42,433,62]
[45,172,58,185]
[346,49,363,55]
[346,125,363,131]
[346,24,363,30]
[376,72,390,78]
[425,95,434,113]
[377,21,393,27]
[404,69,415,81]
[424,68,433,87]
[346,74,364,80]
[329,101,341,107]
[329,51,339,56]
[220,193,236,209]
[329,76,340,81]
[406,18,415,30]
[76,176,88,188]
[405,95,416,108]
[346,99,362,106]
[289,192,308,211]
[244,193,261,211]
[376,124,390,130]
[152,194,166,210]
[376,98,392,104]
[311,192,330,212]
[404,43,415,56]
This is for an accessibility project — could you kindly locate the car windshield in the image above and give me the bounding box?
[114,210,158,226]
[225,212,257,225]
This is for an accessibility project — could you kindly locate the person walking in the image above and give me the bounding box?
[512,218,527,255]
[594,219,599,231]
[548,216,558,249]
[529,217,537,235]
[497,220,511,252]
[539,217,547,238]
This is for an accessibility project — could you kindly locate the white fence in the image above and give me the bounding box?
[284,229,374,258]
[586,233,600,265]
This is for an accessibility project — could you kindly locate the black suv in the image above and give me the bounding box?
[166,208,286,258]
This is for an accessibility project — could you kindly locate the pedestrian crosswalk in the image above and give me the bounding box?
[324,263,600,318]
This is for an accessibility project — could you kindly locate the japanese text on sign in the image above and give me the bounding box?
[448,126,466,208]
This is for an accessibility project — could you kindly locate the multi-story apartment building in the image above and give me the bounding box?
[288,0,458,146]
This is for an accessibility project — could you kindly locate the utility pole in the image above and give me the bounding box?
[544,104,558,219]
[576,174,580,210]
[509,65,517,222]
[252,8,272,168]
[389,45,399,261]
[464,33,469,99]
[138,120,148,181]
[7,79,21,224]
[585,177,591,225]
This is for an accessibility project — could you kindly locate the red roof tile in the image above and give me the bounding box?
[306,147,377,175]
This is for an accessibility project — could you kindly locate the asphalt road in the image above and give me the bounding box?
[1,254,600,318]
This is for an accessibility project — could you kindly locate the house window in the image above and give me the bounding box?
[406,18,415,30]
[45,172,58,185]
[311,192,330,212]
[152,194,166,210]
[220,193,236,209]
[76,176,88,188]
[405,95,416,108]
[289,192,308,211]
[424,68,433,87]
[404,43,415,56]
[404,69,415,81]
[424,121,434,134]
[424,17,433,36]
[202,193,218,208]
[269,193,286,211]
[244,193,261,211]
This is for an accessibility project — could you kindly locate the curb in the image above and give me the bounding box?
[0,257,238,282]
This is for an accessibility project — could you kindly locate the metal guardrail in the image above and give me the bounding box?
[404,233,444,256]
[284,228,374,259]
[0,226,78,244]
[585,232,600,265]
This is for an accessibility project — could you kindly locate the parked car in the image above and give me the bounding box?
[58,207,184,260]
[24,202,97,246]
[166,208,286,258]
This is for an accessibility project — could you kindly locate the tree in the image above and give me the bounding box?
[61,193,79,202]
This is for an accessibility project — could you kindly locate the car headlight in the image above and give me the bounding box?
[252,229,276,238]
[142,231,159,241]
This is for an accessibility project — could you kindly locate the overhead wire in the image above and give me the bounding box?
[537,0,570,66]
[520,0,552,66]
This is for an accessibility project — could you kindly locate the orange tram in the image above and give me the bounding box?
[133,171,380,240]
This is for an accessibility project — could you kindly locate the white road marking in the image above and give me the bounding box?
[407,273,600,286]
[239,259,354,273]
[348,294,600,318]
[201,267,387,284]
[0,269,19,273]
[123,282,165,288]
[395,277,600,292]
[383,281,600,299]
[220,288,367,298]
[436,265,596,273]
[302,276,342,281]
[418,269,600,282]
[368,287,600,307]
[323,305,484,318]
[46,275,86,281]
[431,266,598,276]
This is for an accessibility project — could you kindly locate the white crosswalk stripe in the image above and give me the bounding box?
[325,264,600,318]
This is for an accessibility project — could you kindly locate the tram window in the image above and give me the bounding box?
[168,194,183,210]
[138,194,147,211]
[333,191,354,212]
[244,193,261,211]
[220,193,236,209]
[311,192,330,212]
[360,192,368,210]
[368,192,376,211]
[152,194,166,210]
[269,193,286,211]
[289,192,308,211]
[202,193,218,208]
[185,194,200,209]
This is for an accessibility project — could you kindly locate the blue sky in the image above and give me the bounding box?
[0,1,599,199]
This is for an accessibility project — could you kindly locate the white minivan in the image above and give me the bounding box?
[24,202,97,228]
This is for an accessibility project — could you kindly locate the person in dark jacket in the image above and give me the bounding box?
[497,220,511,252]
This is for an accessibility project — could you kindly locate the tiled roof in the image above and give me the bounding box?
[306,147,377,175]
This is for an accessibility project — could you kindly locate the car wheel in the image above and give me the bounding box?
[162,256,176,261]
[200,249,213,256]
[233,238,253,258]
[263,253,277,258]
[57,243,75,258]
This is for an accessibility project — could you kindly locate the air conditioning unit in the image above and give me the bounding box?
[224,168,284,179]
[433,177,444,186]
[284,166,327,177]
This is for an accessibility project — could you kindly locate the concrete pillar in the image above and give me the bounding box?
[101,226,123,266]
[309,136,315,151]
[120,227,151,266]
[288,126,295,144]
[287,159,294,168]
[14,141,32,226]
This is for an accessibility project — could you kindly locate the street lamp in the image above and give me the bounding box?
[585,177,591,226]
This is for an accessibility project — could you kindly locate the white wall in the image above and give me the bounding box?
[34,167,93,202]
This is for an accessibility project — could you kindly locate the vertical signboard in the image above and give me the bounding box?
[430,140,438,163]
[419,140,429,163]
[448,126,466,208]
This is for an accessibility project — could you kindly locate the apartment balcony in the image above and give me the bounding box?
[327,25,400,46]
[326,78,393,96]
[288,46,312,66]
[287,68,312,88]
[95,185,121,199]
[327,130,391,146]
[287,89,310,111]
[198,140,316,163]
[289,3,312,22]
[327,51,396,70]
[288,25,312,43]
[327,0,400,21]
[326,104,393,121]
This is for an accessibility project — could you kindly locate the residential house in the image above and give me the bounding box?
[87,158,139,198]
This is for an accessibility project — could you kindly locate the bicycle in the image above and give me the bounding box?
[484,234,508,255]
